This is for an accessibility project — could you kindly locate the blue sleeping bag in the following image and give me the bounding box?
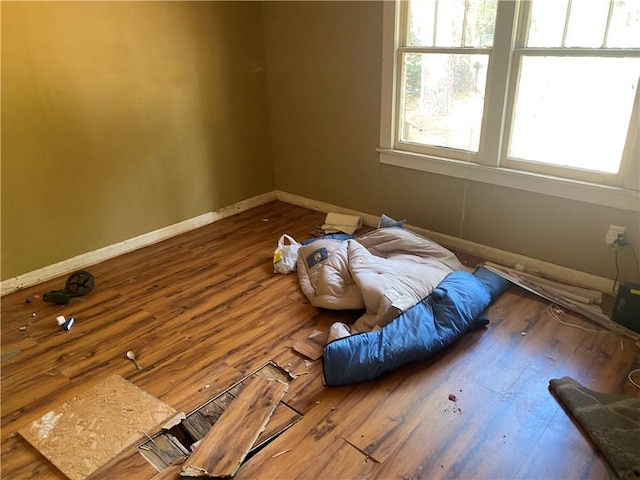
[322,267,509,385]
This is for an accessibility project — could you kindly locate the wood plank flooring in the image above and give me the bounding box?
[1,200,639,479]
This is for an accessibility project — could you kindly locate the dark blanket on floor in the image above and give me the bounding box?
[549,376,640,479]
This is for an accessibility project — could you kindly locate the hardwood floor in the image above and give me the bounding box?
[1,200,638,479]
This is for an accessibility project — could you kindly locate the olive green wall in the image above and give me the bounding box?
[3,1,638,285]
[1,1,274,280]
[261,1,640,283]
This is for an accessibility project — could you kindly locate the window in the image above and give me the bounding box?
[379,0,640,211]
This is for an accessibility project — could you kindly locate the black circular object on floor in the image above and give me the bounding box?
[64,270,96,297]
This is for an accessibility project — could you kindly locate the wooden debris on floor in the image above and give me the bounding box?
[18,375,182,480]
[251,402,302,451]
[138,361,301,475]
[151,458,185,480]
[292,330,327,361]
[484,263,640,342]
[484,262,603,305]
[180,375,288,477]
[138,432,190,471]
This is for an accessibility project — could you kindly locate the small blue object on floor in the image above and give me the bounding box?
[378,213,406,229]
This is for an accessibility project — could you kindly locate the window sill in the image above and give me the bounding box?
[378,148,639,212]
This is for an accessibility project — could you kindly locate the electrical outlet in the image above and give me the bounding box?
[605,224,625,245]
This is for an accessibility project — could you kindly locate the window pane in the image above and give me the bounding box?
[435,0,465,47]
[465,0,498,47]
[607,0,640,48]
[400,53,489,152]
[409,0,496,48]
[527,0,568,47]
[565,0,610,47]
[408,0,436,46]
[509,56,640,174]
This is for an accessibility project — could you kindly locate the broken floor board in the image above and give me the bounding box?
[18,375,181,480]
[199,391,236,426]
[234,385,377,480]
[180,375,288,477]
[138,361,300,473]
[92,445,162,480]
[252,402,302,451]
[181,412,212,443]
[139,432,189,471]
[292,330,327,361]
[150,458,185,480]
[272,346,326,415]
[161,397,300,455]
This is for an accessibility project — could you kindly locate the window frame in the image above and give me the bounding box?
[378,0,640,212]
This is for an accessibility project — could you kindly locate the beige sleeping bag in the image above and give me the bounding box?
[296,228,469,333]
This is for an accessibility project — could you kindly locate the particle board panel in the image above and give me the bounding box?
[18,375,181,480]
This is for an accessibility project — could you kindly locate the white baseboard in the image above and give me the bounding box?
[0,192,276,296]
[2,190,612,296]
[275,190,614,293]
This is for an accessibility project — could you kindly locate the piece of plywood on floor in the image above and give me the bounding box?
[18,375,180,480]
[180,375,288,478]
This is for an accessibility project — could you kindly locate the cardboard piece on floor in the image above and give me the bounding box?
[180,375,288,478]
[19,375,181,480]
[293,330,327,361]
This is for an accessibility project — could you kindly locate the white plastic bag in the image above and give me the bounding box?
[273,234,300,274]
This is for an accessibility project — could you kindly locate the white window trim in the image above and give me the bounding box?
[379,0,640,212]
